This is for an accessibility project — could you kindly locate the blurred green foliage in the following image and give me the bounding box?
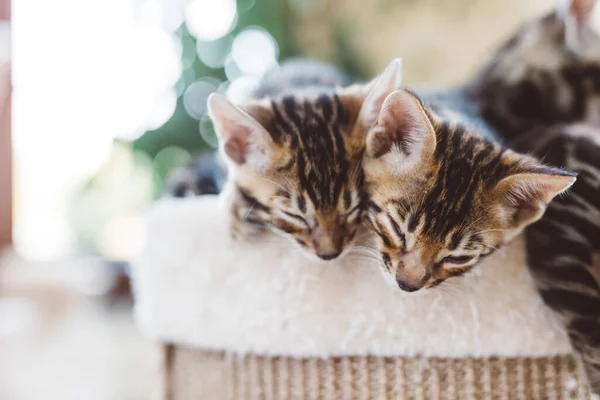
[132,0,296,161]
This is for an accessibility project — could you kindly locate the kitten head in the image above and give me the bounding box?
[478,0,600,82]
[208,59,402,261]
[363,90,576,291]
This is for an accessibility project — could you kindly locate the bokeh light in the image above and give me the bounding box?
[224,54,244,81]
[196,35,233,69]
[143,89,178,132]
[140,0,185,32]
[175,67,197,97]
[200,116,219,148]
[180,35,198,69]
[232,27,279,75]
[182,77,220,119]
[226,76,260,104]
[153,146,192,181]
[185,0,237,41]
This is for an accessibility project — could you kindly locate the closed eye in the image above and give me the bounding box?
[442,255,476,265]
[282,211,309,226]
[346,205,362,221]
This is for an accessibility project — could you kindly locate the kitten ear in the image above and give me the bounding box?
[357,58,403,129]
[560,0,597,22]
[365,90,436,171]
[560,0,600,50]
[207,93,275,168]
[495,168,576,227]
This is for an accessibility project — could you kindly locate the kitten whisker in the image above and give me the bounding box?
[258,177,292,195]
[243,202,258,219]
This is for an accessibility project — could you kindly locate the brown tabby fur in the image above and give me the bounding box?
[512,124,600,392]
[363,90,575,292]
[469,8,600,140]
[469,0,600,392]
[223,89,367,260]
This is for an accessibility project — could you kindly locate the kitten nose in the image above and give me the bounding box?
[311,224,343,260]
[396,279,420,292]
[316,251,341,261]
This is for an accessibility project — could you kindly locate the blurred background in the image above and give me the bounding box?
[1,0,555,398]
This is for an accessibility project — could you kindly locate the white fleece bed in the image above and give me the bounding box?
[132,195,572,359]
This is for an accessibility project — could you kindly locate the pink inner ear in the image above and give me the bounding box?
[368,125,413,158]
[506,191,542,225]
[499,171,576,226]
[224,136,248,165]
[571,0,596,23]
[367,90,434,159]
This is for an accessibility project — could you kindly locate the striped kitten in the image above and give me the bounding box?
[512,124,600,393]
[362,89,575,292]
[207,59,402,261]
[469,0,600,392]
[469,0,600,140]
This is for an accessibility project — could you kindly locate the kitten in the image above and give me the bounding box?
[468,0,600,140]
[361,89,575,292]
[207,59,402,261]
[511,124,600,393]
[468,0,600,392]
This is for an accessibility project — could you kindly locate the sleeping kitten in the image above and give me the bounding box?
[469,0,600,140]
[207,59,402,261]
[362,89,575,292]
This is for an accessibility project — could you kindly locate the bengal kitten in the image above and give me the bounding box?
[468,0,600,392]
[207,59,402,261]
[468,0,600,140]
[361,89,575,292]
[510,124,600,392]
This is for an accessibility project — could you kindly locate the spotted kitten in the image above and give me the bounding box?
[207,59,402,261]
[361,89,575,292]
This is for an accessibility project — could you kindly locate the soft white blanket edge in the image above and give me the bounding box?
[132,196,572,358]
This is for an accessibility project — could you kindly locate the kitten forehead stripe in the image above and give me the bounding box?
[272,94,353,209]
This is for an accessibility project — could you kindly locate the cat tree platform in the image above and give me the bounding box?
[132,196,593,399]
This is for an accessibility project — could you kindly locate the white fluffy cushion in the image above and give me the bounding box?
[132,196,571,358]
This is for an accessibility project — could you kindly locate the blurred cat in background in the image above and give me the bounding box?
[467,0,600,392]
